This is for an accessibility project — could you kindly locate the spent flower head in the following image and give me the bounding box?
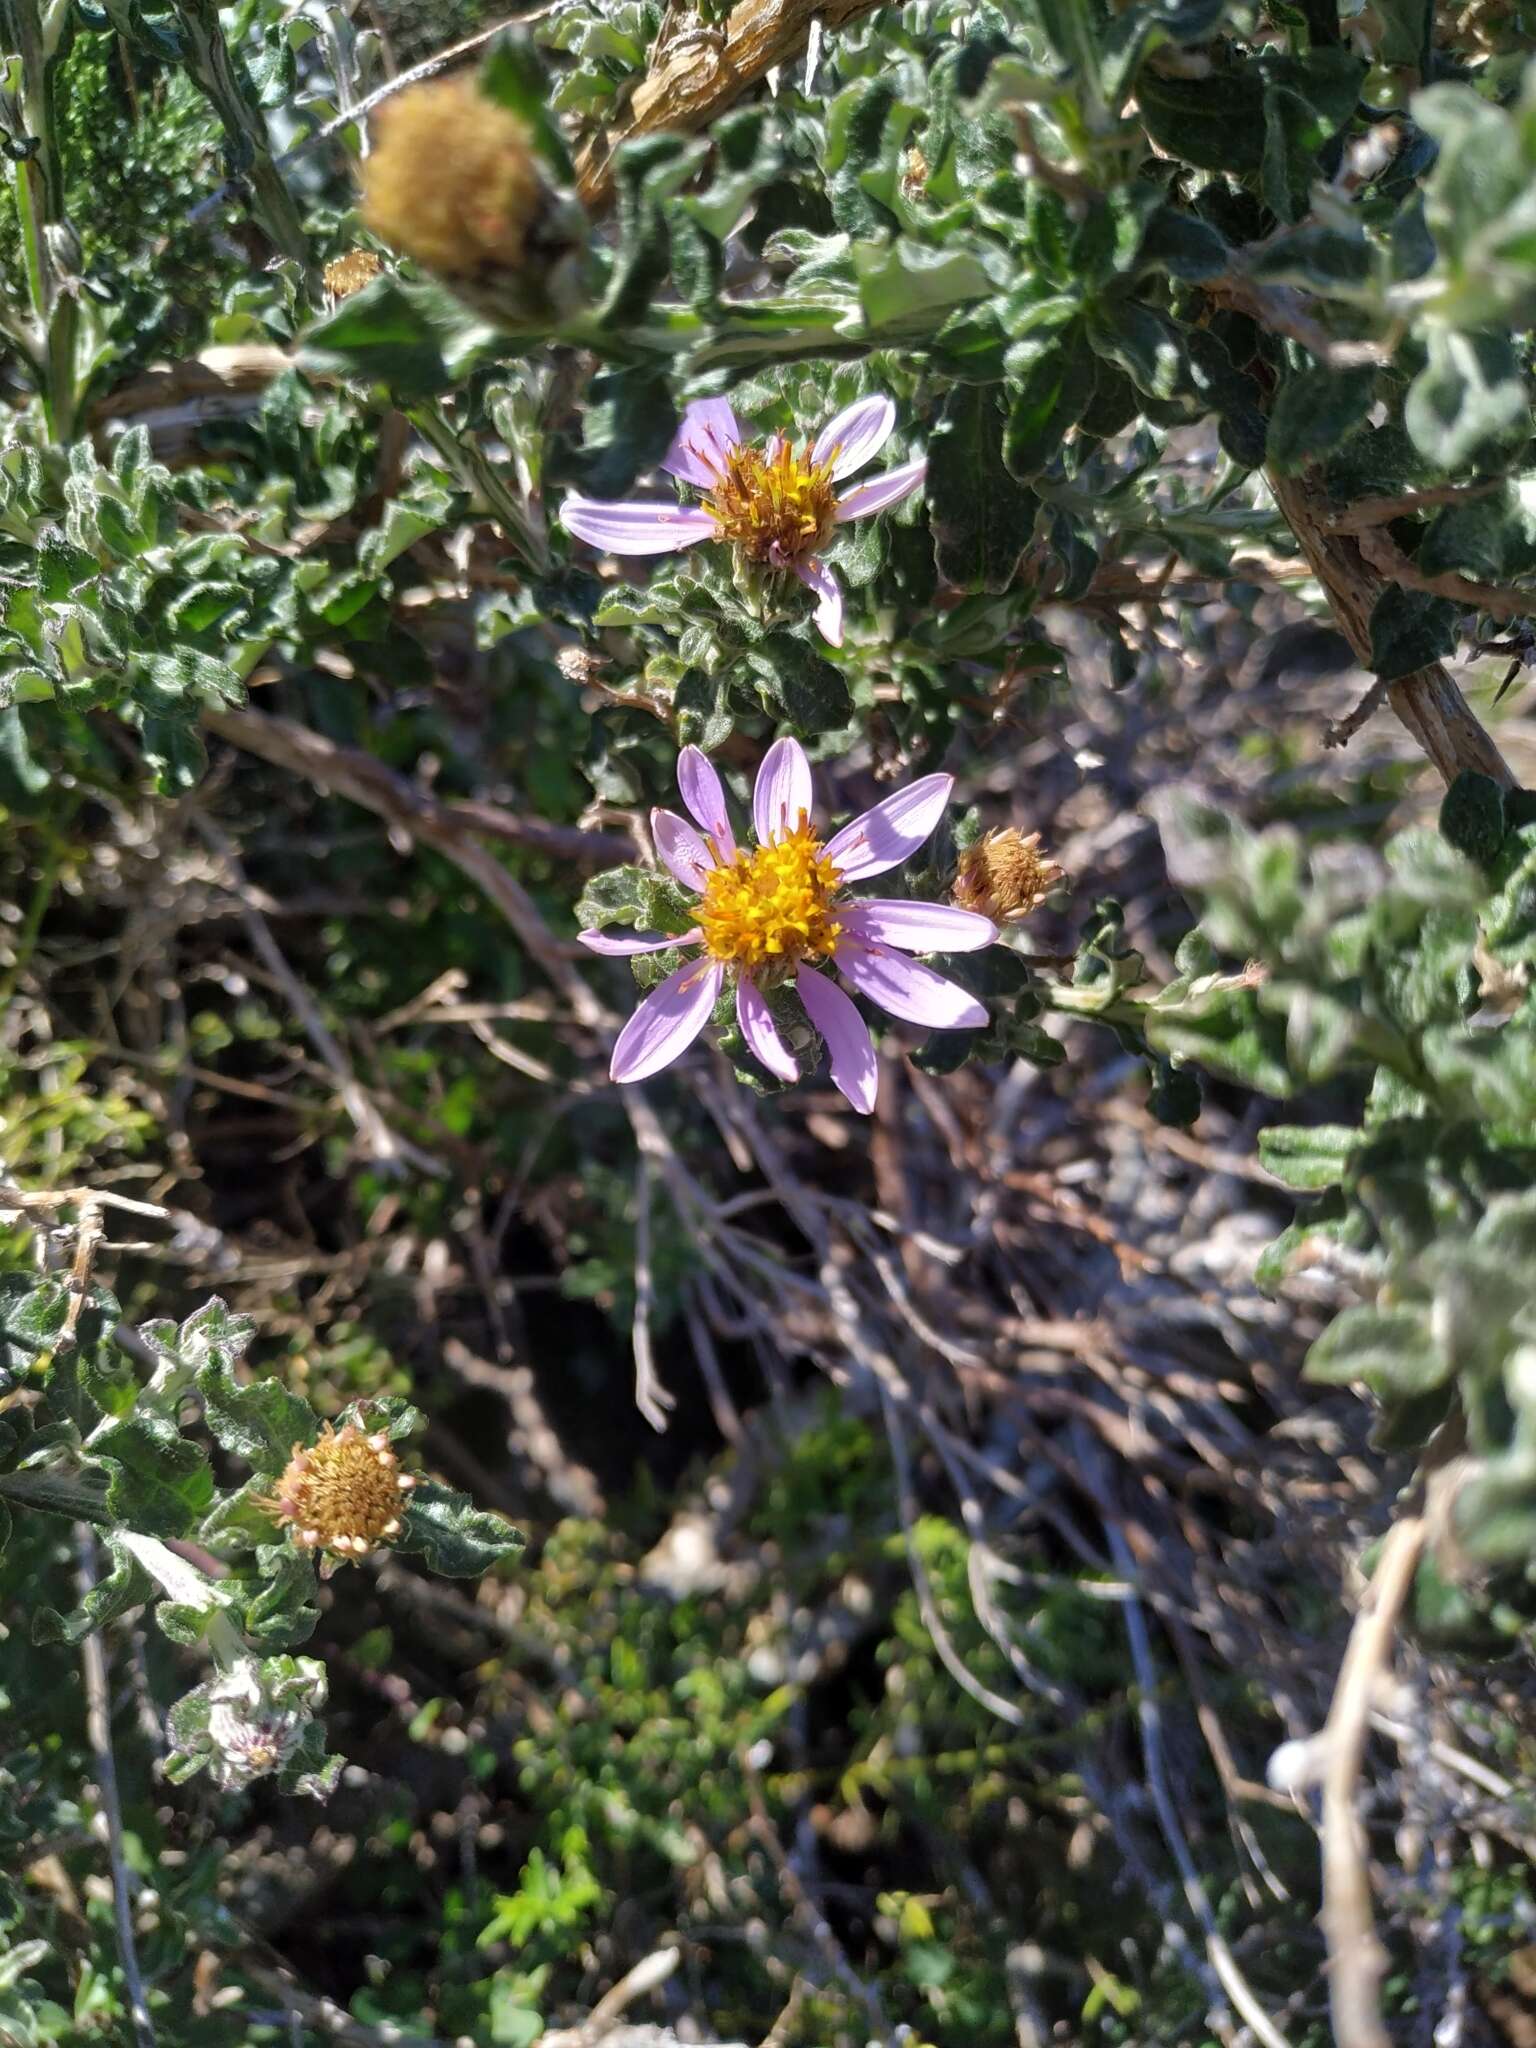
[561,395,927,646]
[952,829,1064,923]
[262,1418,416,1571]
[581,740,996,1112]
[360,75,585,323]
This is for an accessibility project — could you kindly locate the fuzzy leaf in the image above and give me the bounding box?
[396,1481,524,1577]
[1305,1304,1448,1395]
[198,1358,317,1477]
[929,384,1037,593]
[1367,589,1459,681]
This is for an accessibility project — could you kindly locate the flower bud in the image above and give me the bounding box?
[951,828,1064,923]
[360,75,586,326]
[192,1656,326,1792]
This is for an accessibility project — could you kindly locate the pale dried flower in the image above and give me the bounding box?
[262,1419,416,1569]
[951,828,1064,922]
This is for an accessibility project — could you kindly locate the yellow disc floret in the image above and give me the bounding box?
[697,825,843,976]
[702,439,840,565]
[262,1420,416,1567]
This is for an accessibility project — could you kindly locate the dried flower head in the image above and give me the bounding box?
[262,1419,416,1567]
[362,77,545,279]
[952,829,1064,923]
[323,249,383,301]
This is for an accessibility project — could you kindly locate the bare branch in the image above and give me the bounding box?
[1319,1515,1428,2048]
[76,1529,158,2048]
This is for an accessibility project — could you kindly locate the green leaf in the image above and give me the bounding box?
[1085,300,1190,404]
[1258,1123,1359,1190]
[1404,328,1530,472]
[1004,333,1096,479]
[598,134,708,330]
[198,1357,317,1477]
[853,240,993,340]
[1305,1304,1449,1395]
[299,276,491,397]
[233,1545,322,1650]
[565,368,679,499]
[1265,365,1375,474]
[744,634,852,734]
[1439,772,1508,868]
[1367,589,1459,681]
[1134,206,1229,283]
[32,1537,154,1645]
[0,1276,69,1385]
[929,384,1038,593]
[89,1414,214,1536]
[1137,64,1264,174]
[396,1480,524,1577]
[479,30,574,180]
[1260,50,1367,224]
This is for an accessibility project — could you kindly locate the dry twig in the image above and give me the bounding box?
[1319,1515,1428,2048]
[77,1528,158,2048]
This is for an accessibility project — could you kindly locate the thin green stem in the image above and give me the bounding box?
[408,401,549,572]
[0,821,67,1008]
[0,0,79,436]
[168,0,314,283]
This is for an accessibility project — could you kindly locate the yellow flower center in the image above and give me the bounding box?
[697,824,843,976]
[701,438,839,564]
[262,1420,417,1566]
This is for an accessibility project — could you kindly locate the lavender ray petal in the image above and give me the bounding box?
[812,394,896,479]
[659,397,744,486]
[835,937,987,1030]
[736,978,799,1084]
[609,958,723,1084]
[795,964,878,1113]
[752,735,814,845]
[561,496,717,556]
[822,773,954,880]
[834,455,928,524]
[793,556,845,647]
[580,927,702,956]
[677,745,737,860]
[839,899,997,952]
[651,807,716,890]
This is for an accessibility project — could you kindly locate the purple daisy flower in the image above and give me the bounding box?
[560,394,927,647]
[580,739,994,1113]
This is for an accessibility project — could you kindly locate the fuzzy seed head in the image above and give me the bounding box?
[361,77,544,279]
[263,1420,416,1566]
[952,829,1064,923]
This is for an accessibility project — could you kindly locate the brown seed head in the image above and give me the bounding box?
[323,249,383,301]
[361,76,544,279]
[952,828,1064,922]
[262,1420,416,1566]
